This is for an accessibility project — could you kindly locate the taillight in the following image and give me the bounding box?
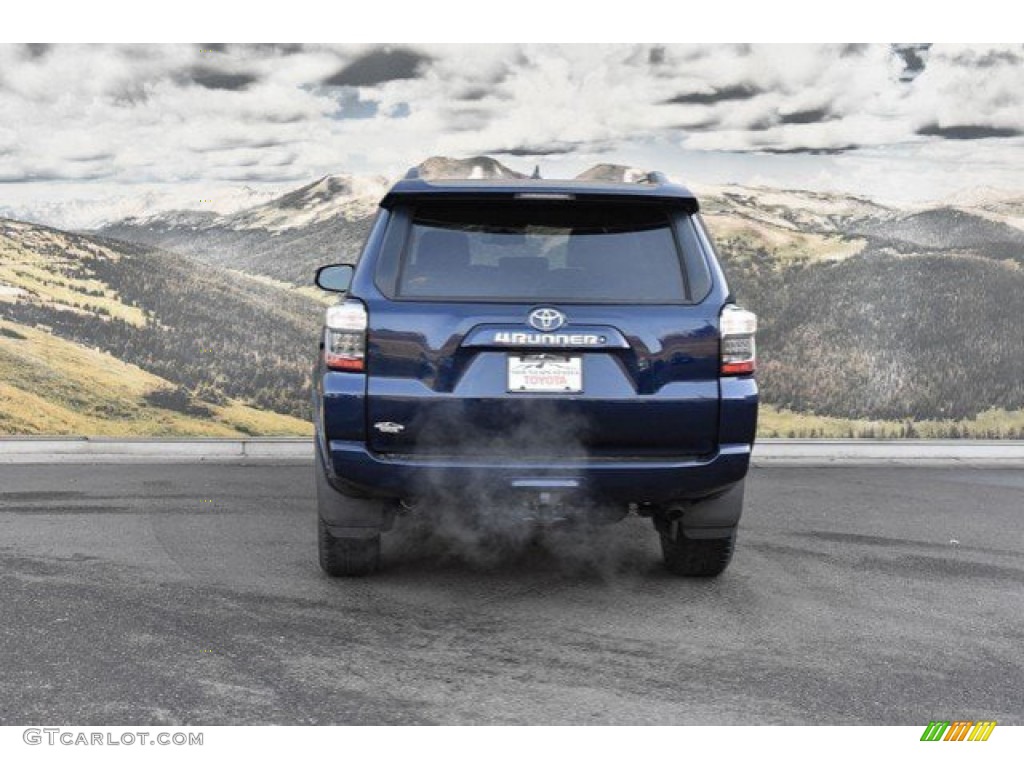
[324,300,367,372]
[720,304,757,376]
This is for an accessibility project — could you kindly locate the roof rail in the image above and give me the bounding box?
[404,166,420,180]
[645,171,670,185]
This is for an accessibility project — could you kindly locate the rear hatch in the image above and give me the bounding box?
[363,199,720,459]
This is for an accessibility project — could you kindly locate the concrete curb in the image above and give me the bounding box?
[750,439,1024,467]
[0,437,312,463]
[0,437,1021,466]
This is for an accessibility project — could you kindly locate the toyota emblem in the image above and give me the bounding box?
[528,307,567,331]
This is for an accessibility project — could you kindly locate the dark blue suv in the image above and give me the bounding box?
[313,171,758,577]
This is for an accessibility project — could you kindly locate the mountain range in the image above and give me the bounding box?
[2,155,1023,437]
[97,174,388,285]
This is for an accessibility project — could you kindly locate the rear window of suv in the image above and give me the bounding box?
[381,201,711,303]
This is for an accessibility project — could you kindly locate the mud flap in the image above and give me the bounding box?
[680,480,744,539]
[315,442,391,537]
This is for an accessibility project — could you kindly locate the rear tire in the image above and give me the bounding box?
[657,522,735,577]
[318,518,381,577]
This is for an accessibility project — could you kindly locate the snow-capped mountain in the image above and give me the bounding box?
[98,174,389,284]
[0,185,285,231]
[573,163,652,183]
[217,174,388,233]
[114,174,387,233]
[415,155,525,180]
[95,159,519,284]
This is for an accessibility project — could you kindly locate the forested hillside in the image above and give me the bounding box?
[0,219,321,431]
[721,246,1024,422]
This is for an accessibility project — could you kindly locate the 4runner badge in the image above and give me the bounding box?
[374,422,405,434]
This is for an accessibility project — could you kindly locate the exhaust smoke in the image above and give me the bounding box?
[385,400,643,575]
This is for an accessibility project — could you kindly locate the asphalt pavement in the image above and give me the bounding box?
[0,462,1021,725]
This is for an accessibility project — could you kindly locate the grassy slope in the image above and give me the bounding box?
[0,217,318,436]
[0,319,310,436]
[1,217,323,430]
[0,221,147,325]
[701,212,866,264]
[758,405,1024,440]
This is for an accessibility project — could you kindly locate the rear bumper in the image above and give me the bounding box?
[325,440,752,505]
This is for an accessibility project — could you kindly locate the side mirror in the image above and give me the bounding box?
[315,264,354,293]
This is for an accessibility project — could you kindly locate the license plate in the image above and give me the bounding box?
[508,354,582,393]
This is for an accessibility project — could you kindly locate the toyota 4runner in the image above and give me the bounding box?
[313,170,758,577]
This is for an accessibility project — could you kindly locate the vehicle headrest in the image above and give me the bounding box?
[567,232,623,270]
[415,229,471,271]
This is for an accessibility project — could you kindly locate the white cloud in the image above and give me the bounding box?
[907,44,1024,133]
[0,43,1020,207]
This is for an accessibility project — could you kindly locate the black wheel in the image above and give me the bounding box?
[318,518,381,577]
[656,520,735,577]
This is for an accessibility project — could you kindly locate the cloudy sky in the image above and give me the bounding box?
[0,43,1021,225]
